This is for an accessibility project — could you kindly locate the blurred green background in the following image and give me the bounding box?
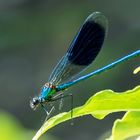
[0,0,140,140]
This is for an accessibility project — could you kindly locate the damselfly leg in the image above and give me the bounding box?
[52,93,73,122]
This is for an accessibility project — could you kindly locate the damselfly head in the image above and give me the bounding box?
[30,97,40,110]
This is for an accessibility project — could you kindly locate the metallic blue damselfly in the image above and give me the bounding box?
[30,12,140,119]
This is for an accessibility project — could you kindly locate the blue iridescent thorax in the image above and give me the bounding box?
[30,83,57,110]
[40,83,57,101]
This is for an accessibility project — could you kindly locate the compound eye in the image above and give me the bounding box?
[30,97,39,110]
[33,98,37,103]
[34,98,39,104]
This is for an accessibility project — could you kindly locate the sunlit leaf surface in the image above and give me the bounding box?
[133,66,140,74]
[33,85,140,140]
[111,111,140,140]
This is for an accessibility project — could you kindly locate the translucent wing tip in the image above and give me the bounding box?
[85,11,108,36]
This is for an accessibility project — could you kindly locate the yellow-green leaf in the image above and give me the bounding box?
[0,110,34,140]
[133,66,140,74]
[33,85,140,140]
[111,111,140,140]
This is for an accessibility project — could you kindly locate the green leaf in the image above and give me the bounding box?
[0,110,34,140]
[33,85,140,140]
[110,111,140,140]
[133,66,140,74]
[0,110,56,140]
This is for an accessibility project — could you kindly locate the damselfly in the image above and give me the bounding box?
[30,12,140,119]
